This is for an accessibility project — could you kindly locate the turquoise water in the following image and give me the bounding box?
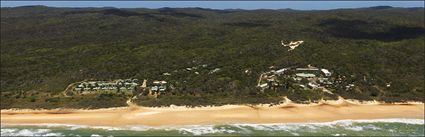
[1,119,424,136]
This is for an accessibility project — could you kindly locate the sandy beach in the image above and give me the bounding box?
[1,99,424,127]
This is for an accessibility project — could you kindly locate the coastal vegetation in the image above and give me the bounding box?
[1,6,424,109]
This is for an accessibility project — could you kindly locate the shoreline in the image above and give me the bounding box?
[2,97,423,112]
[1,98,424,127]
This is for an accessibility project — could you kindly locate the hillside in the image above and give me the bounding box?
[1,6,424,109]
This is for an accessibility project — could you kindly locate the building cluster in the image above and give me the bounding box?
[72,78,175,95]
[70,64,222,97]
[134,79,170,98]
[149,80,168,92]
[257,65,334,92]
[73,79,140,94]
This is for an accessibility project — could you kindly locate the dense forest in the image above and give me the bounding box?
[1,6,424,109]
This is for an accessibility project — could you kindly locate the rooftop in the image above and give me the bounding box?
[296,73,316,78]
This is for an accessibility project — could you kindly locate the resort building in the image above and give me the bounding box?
[257,65,335,91]
[73,78,139,94]
[151,80,168,92]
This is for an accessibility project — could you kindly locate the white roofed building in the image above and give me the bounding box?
[320,69,332,77]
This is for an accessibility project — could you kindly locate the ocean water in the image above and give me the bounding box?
[1,119,424,136]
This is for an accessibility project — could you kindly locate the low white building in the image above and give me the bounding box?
[296,73,316,78]
[320,69,332,77]
[275,68,287,75]
[308,82,319,89]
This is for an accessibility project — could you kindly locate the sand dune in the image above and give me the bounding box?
[1,98,424,127]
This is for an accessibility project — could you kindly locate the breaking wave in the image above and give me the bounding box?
[0,128,64,136]
[1,118,423,136]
